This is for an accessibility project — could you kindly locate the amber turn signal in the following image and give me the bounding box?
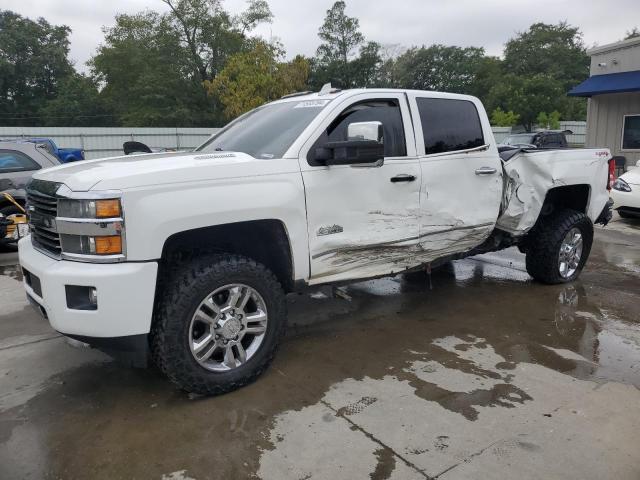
[94,236,122,255]
[95,199,121,218]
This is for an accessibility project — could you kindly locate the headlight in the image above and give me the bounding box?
[612,178,632,192]
[56,195,125,261]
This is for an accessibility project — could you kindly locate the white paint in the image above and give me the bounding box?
[19,88,612,340]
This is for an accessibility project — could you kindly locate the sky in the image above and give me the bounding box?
[3,0,639,72]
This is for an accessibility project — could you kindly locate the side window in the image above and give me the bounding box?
[0,150,41,173]
[313,100,407,163]
[622,115,640,150]
[416,98,484,155]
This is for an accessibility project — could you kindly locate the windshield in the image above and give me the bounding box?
[196,99,330,159]
[503,134,535,145]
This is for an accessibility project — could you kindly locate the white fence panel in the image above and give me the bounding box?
[0,127,219,159]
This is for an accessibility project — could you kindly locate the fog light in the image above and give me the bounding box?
[66,285,98,311]
[89,287,98,306]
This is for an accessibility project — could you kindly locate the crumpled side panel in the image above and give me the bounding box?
[496,149,610,235]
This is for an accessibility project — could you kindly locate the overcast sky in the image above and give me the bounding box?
[4,0,639,72]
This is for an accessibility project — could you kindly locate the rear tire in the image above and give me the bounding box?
[151,253,287,395]
[525,209,593,284]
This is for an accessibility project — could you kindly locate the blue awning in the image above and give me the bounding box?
[568,70,640,97]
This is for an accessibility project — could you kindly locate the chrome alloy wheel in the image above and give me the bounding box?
[188,284,268,372]
[558,227,583,279]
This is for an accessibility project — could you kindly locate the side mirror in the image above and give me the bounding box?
[316,121,385,166]
[347,121,383,142]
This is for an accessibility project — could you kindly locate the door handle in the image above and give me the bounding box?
[390,174,416,183]
[475,166,497,175]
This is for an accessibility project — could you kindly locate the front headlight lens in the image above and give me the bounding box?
[612,178,632,192]
[55,196,125,260]
[58,198,122,219]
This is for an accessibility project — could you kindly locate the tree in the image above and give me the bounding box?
[204,42,309,120]
[316,1,363,65]
[486,74,566,131]
[503,22,589,91]
[536,111,561,130]
[625,27,640,40]
[160,0,272,85]
[91,11,213,126]
[311,0,374,89]
[490,108,519,127]
[40,74,110,126]
[0,11,74,126]
[389,45,486,93]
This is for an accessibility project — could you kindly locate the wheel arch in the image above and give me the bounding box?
[159,219,295,292]
[540,184,591,216]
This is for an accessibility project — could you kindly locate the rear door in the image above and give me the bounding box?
[299,93,422,284]
[406,93,502,260]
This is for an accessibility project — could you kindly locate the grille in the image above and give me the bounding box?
[26,180,62,257]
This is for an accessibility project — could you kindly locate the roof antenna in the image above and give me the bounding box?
[319,83,332,95]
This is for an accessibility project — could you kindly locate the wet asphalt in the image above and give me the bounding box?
[1,216,639,480]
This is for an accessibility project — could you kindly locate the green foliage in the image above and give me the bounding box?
[316,1,363,64]
[90,11,212,126]
[309,1,381,89]
[388,45,486,93]
[503,22,589,90]
[39,74,110,126]
[490,108,520,127]
[536,111,561,130]
[482,22,589,130]
[205,42,309,120]
[0,10,74,126]
[0,6,594,129]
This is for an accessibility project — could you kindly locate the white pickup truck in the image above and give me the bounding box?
[18,87,614,395]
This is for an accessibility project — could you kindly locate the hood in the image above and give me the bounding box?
[32,151,297,191]
[620,168,640,185]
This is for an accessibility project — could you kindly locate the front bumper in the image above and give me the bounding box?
[18,237,158,338]
[611,186,640,211]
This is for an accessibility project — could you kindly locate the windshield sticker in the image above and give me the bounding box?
[293,100,330,109]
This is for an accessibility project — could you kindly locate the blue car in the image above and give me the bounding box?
[22,138,85,163]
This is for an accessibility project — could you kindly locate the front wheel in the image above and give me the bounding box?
[151,254,287,395]
[525,209,593,284]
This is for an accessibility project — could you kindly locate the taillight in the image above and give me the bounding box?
[607,158,616,191]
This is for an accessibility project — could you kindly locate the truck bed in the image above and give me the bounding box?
[497,148,611,234]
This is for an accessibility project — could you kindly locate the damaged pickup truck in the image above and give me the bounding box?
[18,87,614,395]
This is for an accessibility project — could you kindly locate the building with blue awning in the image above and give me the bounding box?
[569,36,640,168]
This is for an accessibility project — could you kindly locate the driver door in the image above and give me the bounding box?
[299,93,422,284]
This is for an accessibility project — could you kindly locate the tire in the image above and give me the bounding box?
[617,210,634,219]
[525,209,593,284]
[151,253,287,395]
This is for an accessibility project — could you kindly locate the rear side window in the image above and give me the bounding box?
[416,98,484,154]
[0,149,40,173]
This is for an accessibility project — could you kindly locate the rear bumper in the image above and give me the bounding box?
[18,237,158,338]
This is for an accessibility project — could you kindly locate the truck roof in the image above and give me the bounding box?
[273,87,481,105]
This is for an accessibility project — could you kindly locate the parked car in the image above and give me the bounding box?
[500,130,571,149]
[19,87,614,395]
[23,138,84,163]
[0,141,60,217]
[0,143,59,249]
[610,160,640,218]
